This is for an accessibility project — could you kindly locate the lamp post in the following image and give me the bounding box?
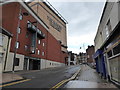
[12,5,29,73]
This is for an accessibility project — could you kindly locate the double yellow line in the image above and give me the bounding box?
[0,79,31,87]
[50,68,81,90]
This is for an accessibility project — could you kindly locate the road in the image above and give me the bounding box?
[3,65,80,88]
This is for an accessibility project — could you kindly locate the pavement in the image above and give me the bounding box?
[64,65,118,88]
[1,73,23,84]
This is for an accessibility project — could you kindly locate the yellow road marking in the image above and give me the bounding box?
[0,79,31,87]
[50,68,81,90]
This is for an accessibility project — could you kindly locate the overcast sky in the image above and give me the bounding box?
[48,1,106,54]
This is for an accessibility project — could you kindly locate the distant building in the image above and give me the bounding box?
[86,45,95,66]
[94,0,120,85]
[79,52,87,64]
[68,51,78,65]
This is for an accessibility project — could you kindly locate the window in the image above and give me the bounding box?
[15,58,19,66]
[107,50,112,58]
[42,52,44,56]
[43,43,45,47]
[18,27,21,34]
[38,40,41,44]
[38,50,40,55]
[19,14,23,20]
[16,42,19,49]
[25,45,28,51]
[105,20,112,37]
[113,44,120,55]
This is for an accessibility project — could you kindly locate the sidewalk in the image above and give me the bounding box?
[64,65,118,88]
[1,73,23,84]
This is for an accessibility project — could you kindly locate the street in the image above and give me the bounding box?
[2,65,80,88]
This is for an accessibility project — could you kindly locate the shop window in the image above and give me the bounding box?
[15,58,19,66]
[113,44,120,55]
[107,50,112,58]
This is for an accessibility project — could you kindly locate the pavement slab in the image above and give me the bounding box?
[2,73,23,84]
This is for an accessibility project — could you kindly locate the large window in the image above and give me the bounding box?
[113,44,120,55]
[107,50,112,58]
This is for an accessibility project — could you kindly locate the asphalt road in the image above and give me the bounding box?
[3,65,80,88]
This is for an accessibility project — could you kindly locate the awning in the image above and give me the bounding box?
[93,49,103,59]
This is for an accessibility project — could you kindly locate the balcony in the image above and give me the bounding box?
[37,29,45,39]
[27,21,45,39]
[27,22,37,32]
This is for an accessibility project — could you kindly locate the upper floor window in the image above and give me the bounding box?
[43,43,45,47]
[16,42,20,49]
[38,40,41,44]
[38,50,40,55]
[19,14,23,20]
[18,27,21,34]
[42,52,44,56]
[105,20,112,37]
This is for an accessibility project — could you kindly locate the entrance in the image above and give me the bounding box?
[29,59,40,70]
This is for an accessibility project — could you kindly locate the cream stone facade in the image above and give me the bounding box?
[28,0,68,52]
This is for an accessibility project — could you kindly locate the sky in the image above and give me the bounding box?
[48,0,106,54]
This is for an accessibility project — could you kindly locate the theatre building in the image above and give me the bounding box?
[1,0,68,72]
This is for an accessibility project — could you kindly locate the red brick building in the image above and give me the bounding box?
[1,1,68,71]
[86,45,95,65]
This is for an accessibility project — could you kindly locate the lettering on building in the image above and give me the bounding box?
[47,16,62,31]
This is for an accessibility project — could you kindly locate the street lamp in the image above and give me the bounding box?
[12,5,29,73]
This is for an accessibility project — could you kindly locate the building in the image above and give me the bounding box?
[79,52,87,64]
[0,27,12,71]
[28,0,68,63]
[86,45,95,67]
[1,0,68,72]
[68,51,81,66]
[94,0,120,85]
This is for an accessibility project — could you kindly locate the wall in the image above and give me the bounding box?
[28,1,67,52]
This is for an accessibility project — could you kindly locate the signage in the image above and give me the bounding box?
[47,16,62,31]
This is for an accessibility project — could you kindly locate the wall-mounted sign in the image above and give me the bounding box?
[47,16,62,31]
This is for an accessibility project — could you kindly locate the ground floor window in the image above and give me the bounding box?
[15,58,20,66]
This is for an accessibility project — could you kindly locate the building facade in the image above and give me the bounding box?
[1,1,68,72]
[86,45,95,67]
[28,0,68,61]
[94,0,120,85]
[79,52,87,64]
